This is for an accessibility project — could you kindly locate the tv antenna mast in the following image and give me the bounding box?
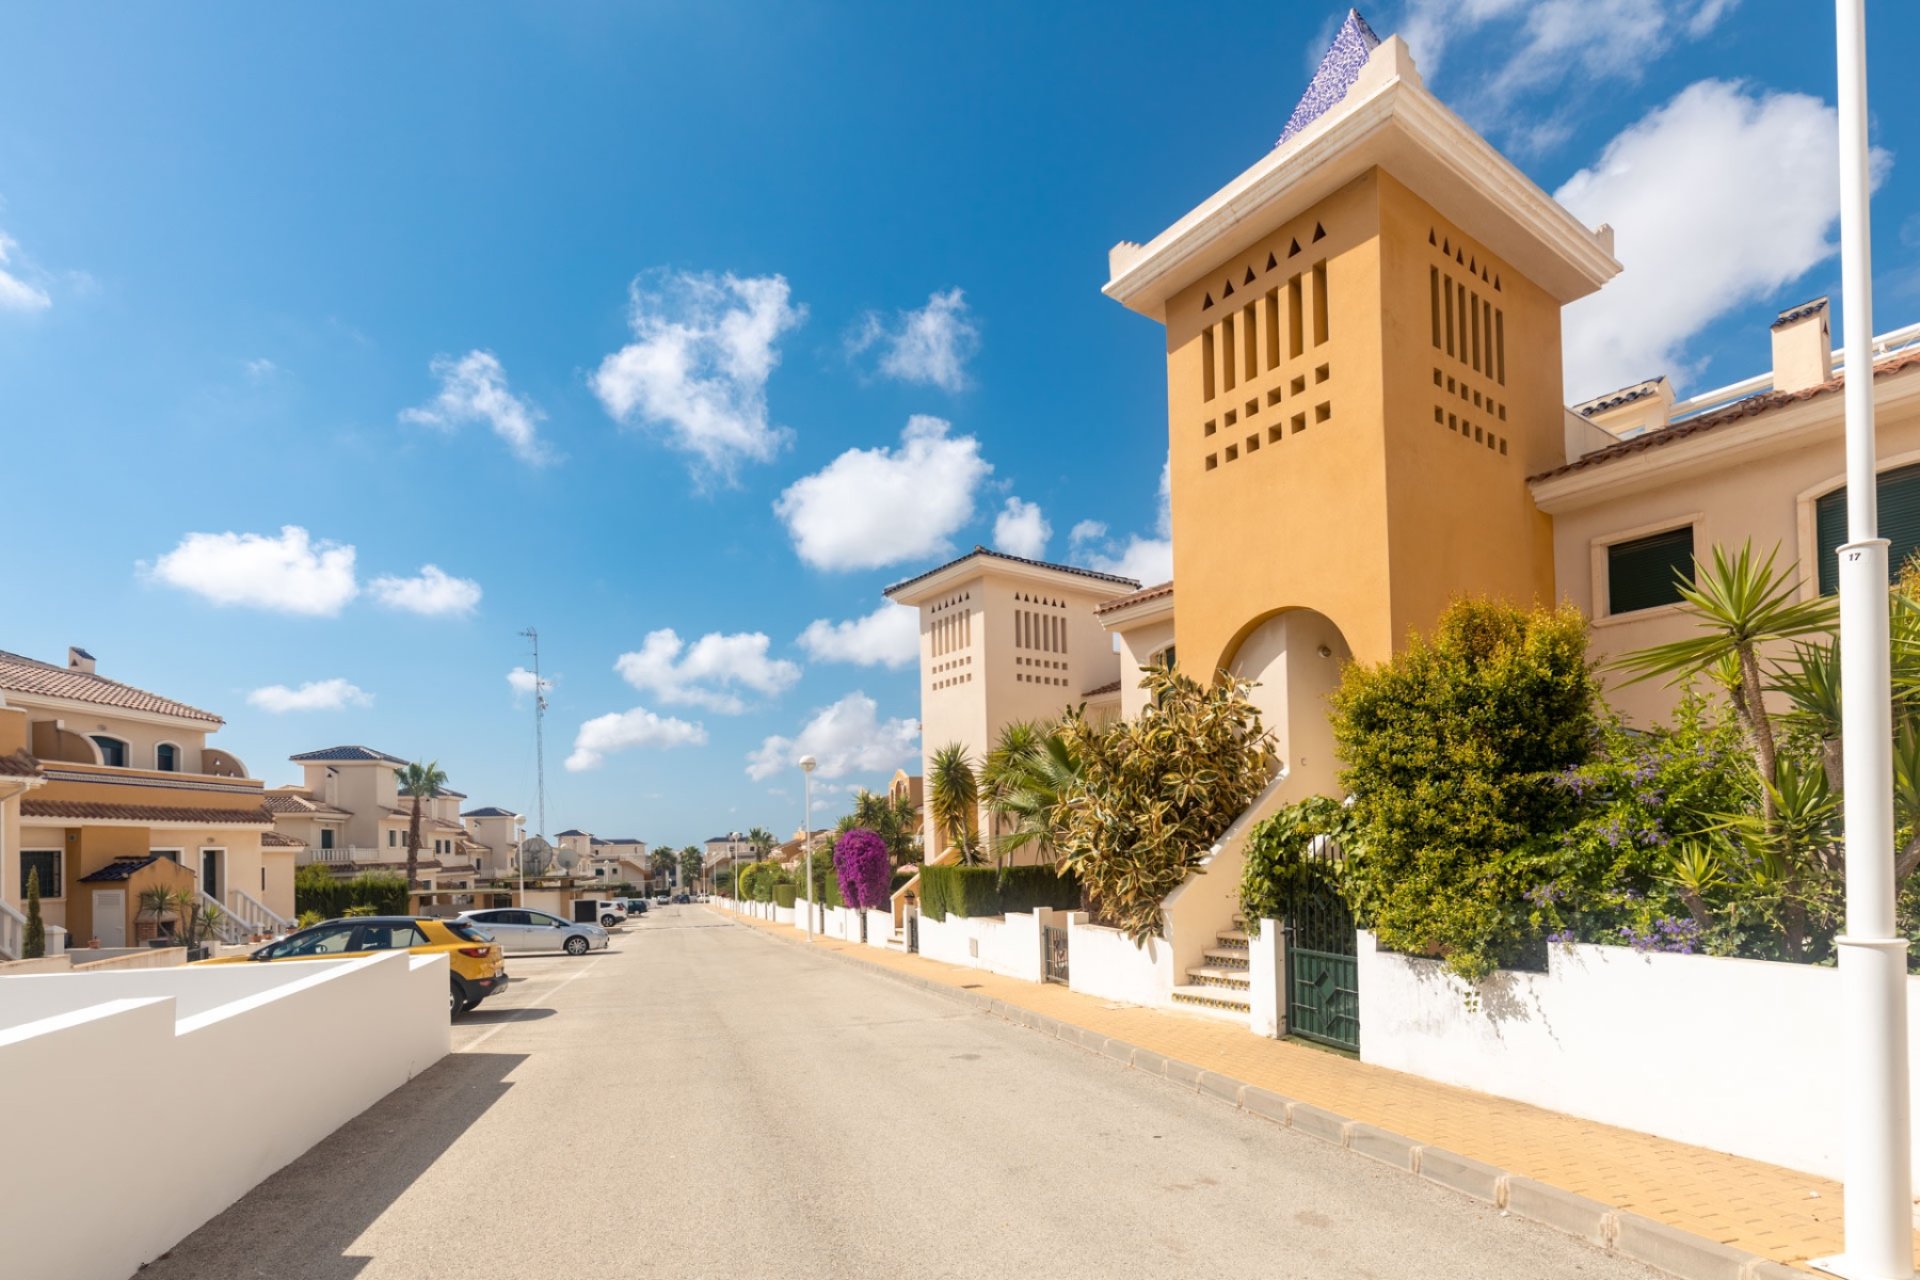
[520,627,548,855]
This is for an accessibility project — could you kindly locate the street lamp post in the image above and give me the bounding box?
[800,755,817,941]
[1815,4,1915,1278]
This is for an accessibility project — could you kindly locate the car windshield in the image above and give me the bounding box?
[442,920,490,943]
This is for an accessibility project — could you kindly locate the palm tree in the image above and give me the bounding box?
[397,760,449,901]
[928,743,983,866]
[679,846,703,894]
[848,790,919,869]
[747,827,776,859]
[982,723,1084,868]
[1615,542,1835,823]
[649,848,676,893]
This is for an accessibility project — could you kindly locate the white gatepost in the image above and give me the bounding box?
[1248,919,1287,1038]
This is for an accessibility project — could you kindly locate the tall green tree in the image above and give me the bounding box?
[649,848,676,891]
[928,743,983,866]
[848,789,919,868]
[23,867,45,959]
[746,827,776,859]
[679,846,704,893]
[397,760,449,900]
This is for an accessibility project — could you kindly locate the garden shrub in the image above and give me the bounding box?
[833,829,891,911]
[294,866,407,919]
[1239,795,1361,936]
[773,883,798,909]
[1056,667,1275,943]
[1333,599,1598,980]
[917,864,1078,920]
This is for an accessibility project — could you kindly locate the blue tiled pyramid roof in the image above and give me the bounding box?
[1278,8,1382,146]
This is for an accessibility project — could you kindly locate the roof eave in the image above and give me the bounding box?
[1103,43,1617,319]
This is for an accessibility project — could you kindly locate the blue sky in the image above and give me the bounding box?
[2,1,1915,846]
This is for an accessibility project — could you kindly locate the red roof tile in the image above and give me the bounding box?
[0,650,222,724]
[20,798,273,825]
[261,830,301,847]
[1094,580,1174,615]
[0,749,44,779]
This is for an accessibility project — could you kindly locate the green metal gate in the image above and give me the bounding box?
[1284,838,1359,1051]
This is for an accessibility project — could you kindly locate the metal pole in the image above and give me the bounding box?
[801,756,817,941]
[1816,4,1914,1276]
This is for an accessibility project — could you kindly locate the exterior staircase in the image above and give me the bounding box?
[1171,918,1252,1019]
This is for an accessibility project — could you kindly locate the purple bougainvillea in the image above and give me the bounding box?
[833,828,891,911]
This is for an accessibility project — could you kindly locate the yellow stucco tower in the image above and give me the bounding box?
[1105,13,1620,682]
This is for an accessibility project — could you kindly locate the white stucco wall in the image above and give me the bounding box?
[916,909,1051,983]
[0,951,448,1280]
[1066,917,1176,1007]
[1357,931,1920,1180]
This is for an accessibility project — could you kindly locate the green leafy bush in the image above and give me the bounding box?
[1239,795,1361,936]
[917,865,1079,920]
[1333,599,1598,980]
[294,867,408,919]
[773,883,797,909]
[1056,667,1275,943]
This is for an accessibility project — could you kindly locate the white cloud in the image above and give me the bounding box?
[797,603,919,669]
[367,565,483,617]
[746,691,920,781]
[244,358,279,380]
[401,349,554,466]
[146,526,358,617]
[591,269,804,481]
[507,666,552,700]
[1070,458,1172,584]
[246,678,373,713]
[1556,80,1880,399]
[774,415,992,571]
[0,231,50,312]
[565,707,707,771]
[613,629,801,714]
[1400,0,1737,94]
[848,288,980,392]
[993,497,1051,560]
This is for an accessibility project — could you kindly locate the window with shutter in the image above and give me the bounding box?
[1607,527,1695,615]
[1815,463,1920,595]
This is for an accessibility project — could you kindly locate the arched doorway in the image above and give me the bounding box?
[1222,607,1353,798]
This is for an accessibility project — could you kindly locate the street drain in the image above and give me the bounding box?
[960,983,983,989]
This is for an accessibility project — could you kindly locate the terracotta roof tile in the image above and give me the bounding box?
[262,791,351,817]
[1532,348,1920,484]
[1082,680,1123,697]
[1094,580,1174,615]
[884,546,1140,598]
[21,799,274,826]
[261,830,301,847]
[0,749,44,779]
[0,650,222,724]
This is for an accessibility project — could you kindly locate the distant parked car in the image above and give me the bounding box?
[619,897,648,916]
[459,908,609,957]
[570,898,627,928]
[197,916,508,1017]
[654,894,670,906]
[673,893,690,904]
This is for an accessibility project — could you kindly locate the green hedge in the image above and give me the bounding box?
[918,865,1078,921]
[294,869,409,919]
[773,883,797,909]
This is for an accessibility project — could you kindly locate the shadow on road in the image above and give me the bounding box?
[458,1005,556,1025]
[137,1050,526,1279]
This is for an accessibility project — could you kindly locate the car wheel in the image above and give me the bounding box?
[449,981,467,1017]
[601,914,619,928]
[565,934,589,956]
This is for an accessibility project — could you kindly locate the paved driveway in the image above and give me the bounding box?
[142,906,1660,1279]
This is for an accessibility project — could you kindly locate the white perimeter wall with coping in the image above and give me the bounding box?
[1067,915,1176,1008]
[916,909,1055,983]
[0,951,450,1280]
[1358,931,1920,1180]
[864,909,892,948]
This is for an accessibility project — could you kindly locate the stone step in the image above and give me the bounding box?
[1215,929,1251,948]
[1203,946,1250,968]
[1184,965,1252,990]
[1170,985,1251,1017]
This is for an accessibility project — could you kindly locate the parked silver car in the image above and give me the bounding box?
[457,908,609,956]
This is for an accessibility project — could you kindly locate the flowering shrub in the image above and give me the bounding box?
[1333,600,1598,980]
[833,828,892,911]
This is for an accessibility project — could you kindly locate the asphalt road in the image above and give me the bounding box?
[142,905,1663,1280]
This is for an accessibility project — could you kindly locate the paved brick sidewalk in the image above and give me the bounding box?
[723,908,1915,1274]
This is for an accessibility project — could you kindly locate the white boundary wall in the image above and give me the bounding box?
[0,951,448,1280]
[1358,931,1920,1180]
[864,910,893,948]
[1067,916,1175,1008]
[916,910,1053,983]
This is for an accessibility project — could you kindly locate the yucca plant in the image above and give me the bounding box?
[23,867,45,959]
[928,743,983,866]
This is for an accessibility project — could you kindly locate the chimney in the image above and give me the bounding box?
[1771,297,1832,394]
[67,647,96,675]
